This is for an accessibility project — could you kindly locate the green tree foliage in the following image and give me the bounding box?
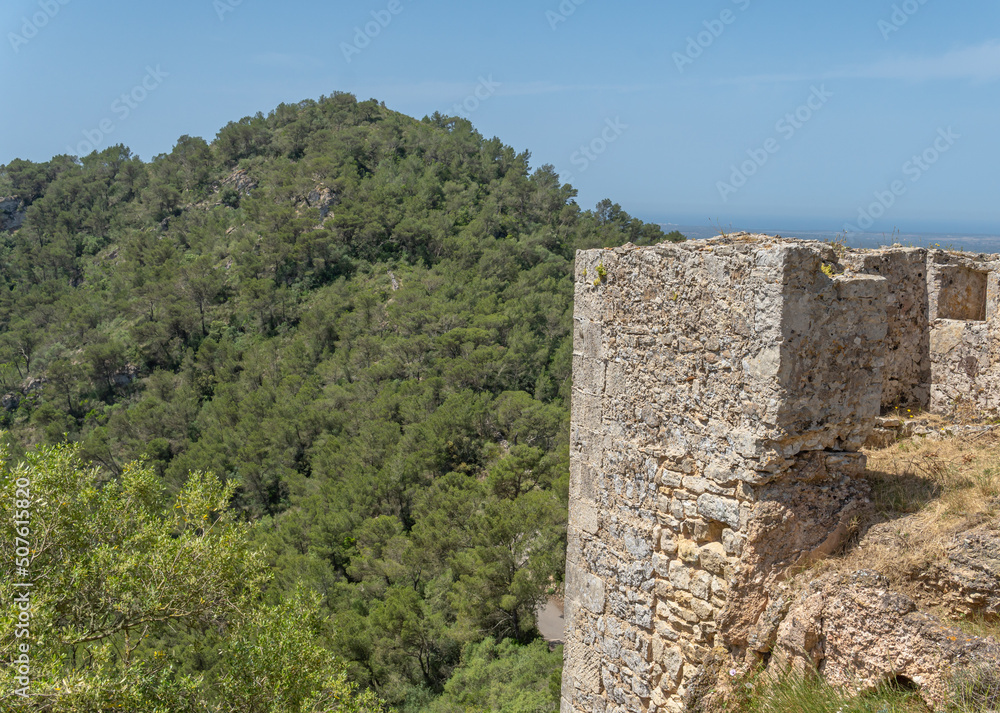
[426,638,562,713]
[0,442,385,712]
[0,93,685,709]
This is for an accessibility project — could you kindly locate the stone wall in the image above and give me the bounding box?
[563,238,887,713]
[840,248,930,409]
[563,236,1000,713]
[927,251,1000,415]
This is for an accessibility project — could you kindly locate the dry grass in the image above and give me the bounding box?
[864,426,1000,525]
[815,424,1000,638]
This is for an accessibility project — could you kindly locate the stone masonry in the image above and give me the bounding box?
[562,235,1000,713]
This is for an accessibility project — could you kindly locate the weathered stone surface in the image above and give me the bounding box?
[566,561,606,614]
[771,571,1000,707]
[0,196,26,232]
[858,516,1000,619]
[936,525,1000,616]
[718,452,870,651]
[697,543,728,577]
[841,248,931,409]
[696,494,740,530]
[925,251,1000,417]
[563,235,1000,713]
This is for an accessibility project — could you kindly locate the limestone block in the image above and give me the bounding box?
[698,542,729,577]
[635,604,653,630]
[567,562,606,614]
[660,645,685,690]
[653,553,671,577]
[689,571,713,602]
[690,596,715,621]
[624,531,652,559]
[667,560,691,591]
[677,539,700,565]
[697,493,741,529]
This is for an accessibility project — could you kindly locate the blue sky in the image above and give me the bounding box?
[2,0,998,235]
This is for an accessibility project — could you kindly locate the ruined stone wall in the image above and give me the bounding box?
[840,248,930,409]
[837,247,1000,418]
[927,251,1000,415]
[563,238,887,713]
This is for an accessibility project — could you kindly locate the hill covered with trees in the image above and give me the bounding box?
[0,93,683,711]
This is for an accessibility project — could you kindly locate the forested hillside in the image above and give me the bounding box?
[0,93,683,711]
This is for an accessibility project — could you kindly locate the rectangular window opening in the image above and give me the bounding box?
[938,266,988,321]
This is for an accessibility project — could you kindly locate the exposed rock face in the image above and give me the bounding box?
[1,393,19,412]
[306,186,338,219]
[937,525,1000,617]
[772,571,1000,707]
[858,516,1000,620]
[562,235,1000,713]
[0,196,26,232]
[220,169,257,196]
[720,453,870,656]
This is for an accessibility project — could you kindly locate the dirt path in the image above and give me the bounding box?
[536,597,565,644]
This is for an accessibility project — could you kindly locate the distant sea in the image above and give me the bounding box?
[663,224,1000,255]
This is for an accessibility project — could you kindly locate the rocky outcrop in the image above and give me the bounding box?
[305,186,338,219]
[220,169,257,196]
[857,516,1000,620]
[720,454,870,655]
[0,196,26,232]
[771,570,1000,707]
[1,393,19,412]
[935,525,1000,617]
